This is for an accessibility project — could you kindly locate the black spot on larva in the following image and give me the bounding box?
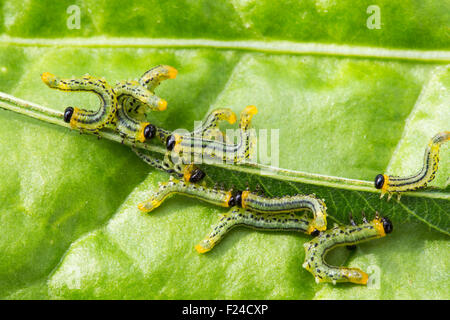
[143,124,156,140]
[64,107,74,123]
[346,245,357,250]
[311,230,320,237]
[381,217,393,234]
[189,168,205,183]
[228,195,236,207]
[374,174,385,189]
[234,191,243,207]
[166,135,176,151]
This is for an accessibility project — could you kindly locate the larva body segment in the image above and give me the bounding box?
[137,177,231,212]
[159,108,238,181]
[190,108,237,140]
[173,105,258,164]
[121,65,177,117]
[139,65,178,92]
[113,66,178,143]
[115,80,168,112]
[241,191,327,233]
[115,101,155,143]
[133,148,183,178]
[41,72,117,132]
[303,215,393,285]
[195,207,313,253]
[375,131,450,198]
[138,178,327,234]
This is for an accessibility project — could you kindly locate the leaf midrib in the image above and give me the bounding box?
[1,36,450,62]
[0,92,448,202]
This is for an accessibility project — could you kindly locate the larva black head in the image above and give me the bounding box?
[374,174,385,189]
[234,191,243,207]
[166,135,176,151]
[381,217,393,234]
[64,107,74,123]
[228,195,236,207]
[189,168,205,183]
[310,229,320,237]
[143,124,156,140]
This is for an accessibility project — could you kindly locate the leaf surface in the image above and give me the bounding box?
[0,0,449,299]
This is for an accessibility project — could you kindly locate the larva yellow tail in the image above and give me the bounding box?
[139,65,178,92]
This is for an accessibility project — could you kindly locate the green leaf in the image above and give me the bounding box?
[0,0,449,299]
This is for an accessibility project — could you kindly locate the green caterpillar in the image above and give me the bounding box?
[120,65,177,118]
[134,107,241,182]
[303,213,393,285]
[41,72,117,133]
[138,177,327,233]
[195,207,313,253]
[168,105,258,165]
[139,65,178,93]
[375,131,449,200]
[113,65,177,144]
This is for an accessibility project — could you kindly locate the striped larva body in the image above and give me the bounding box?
[138,177,327,233]
[120,65,177,118]
[115,99,156,143]
[195,207,313,253]
[133,107,238,181]
[240,190,327,233]
[170,105,258,165]
[163,108,238,181]
[133,148,206,183]
[303,214,393,285]
[113,67,177,143]
[114,81,167,144]
[132,147,183,178]
[115,80,168,113]
[190,108,237,140]
[139,65,178,92]
[136,108,239,181]
[375,131,449,199]
[138,177,231,212]
[41,72,117,133]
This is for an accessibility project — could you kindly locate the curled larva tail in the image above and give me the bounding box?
[115,81,168,112]
[195,207,313,253]
[302,213,393,285]
[375,131,449,198]
[139,65,178,92]
[191,108,237,139]
[41,72,117,132]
